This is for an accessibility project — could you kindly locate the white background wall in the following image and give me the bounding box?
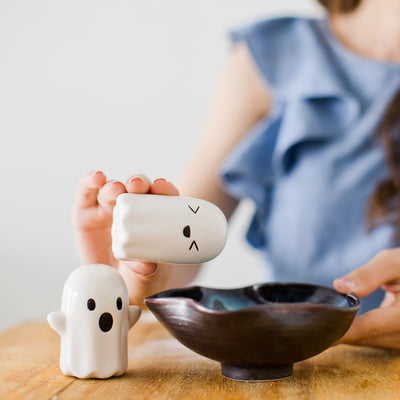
[0,0,321,331]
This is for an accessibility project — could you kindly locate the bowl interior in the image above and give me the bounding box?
[148,283,359,311]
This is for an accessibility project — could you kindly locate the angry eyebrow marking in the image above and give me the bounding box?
[188,205,200,214]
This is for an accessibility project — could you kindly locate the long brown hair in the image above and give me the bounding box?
[317,0,362,13]
[318,0,400,240]
[367,93,400,238]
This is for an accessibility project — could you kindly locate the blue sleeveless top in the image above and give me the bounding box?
[220,17,400,313]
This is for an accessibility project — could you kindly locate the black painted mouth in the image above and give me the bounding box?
[99,312,113,332]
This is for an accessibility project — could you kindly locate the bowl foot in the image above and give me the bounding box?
[221,363,293,381]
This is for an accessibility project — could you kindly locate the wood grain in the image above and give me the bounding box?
[1,313,399,400]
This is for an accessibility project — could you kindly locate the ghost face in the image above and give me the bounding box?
[112,194,228,264]
[80,292,121,333]
[55,264,133,378]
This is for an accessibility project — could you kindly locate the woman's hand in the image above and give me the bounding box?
[334,249,400,350]
[72,171,180,306]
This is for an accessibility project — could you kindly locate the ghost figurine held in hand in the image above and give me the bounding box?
[112,194,228,264]
[47,264,141,379]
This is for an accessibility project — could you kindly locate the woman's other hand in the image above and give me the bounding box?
[334,249,400,349]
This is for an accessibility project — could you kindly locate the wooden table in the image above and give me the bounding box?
[1,313,400,400]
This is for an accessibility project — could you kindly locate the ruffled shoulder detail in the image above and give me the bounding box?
[222,17,365,249]
[221,95,359,249]
[221,104,282,248]
[230,17,356,99]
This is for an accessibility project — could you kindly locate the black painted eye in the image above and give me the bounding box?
[183,225,191,238]
[116,297,122,310]
[87,298,96,311]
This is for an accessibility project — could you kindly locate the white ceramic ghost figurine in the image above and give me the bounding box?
[47,264,141,379]
[112,193,228,264]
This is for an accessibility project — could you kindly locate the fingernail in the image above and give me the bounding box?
[153,178,167,183]
[129,177,144,184]
[91,170,103,176]
[335,277,356,290]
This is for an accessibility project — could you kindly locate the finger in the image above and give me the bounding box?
[382,280,400,292]
[340,331,400,350]
[149,178,180,196]
[338,306,400,344]
[75,171,107,209]
[380,292,396,308]
[117,261,173,307]
[97,181,127,214]
[125,175,151,194]
[121,260,158,276]
[333,249,400,297]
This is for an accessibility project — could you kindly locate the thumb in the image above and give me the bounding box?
[121,260,158,277]
[117,261,173,307]
[333,249,400,298]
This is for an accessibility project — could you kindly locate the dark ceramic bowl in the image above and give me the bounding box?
[145,283,360,381]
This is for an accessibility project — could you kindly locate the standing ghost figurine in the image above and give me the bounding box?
[47,264,141,379]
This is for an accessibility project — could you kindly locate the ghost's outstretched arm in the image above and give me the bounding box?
[128,306,141,328]
[47,311,66,335]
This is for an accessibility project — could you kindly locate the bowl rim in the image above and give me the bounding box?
[145,282,361,315]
